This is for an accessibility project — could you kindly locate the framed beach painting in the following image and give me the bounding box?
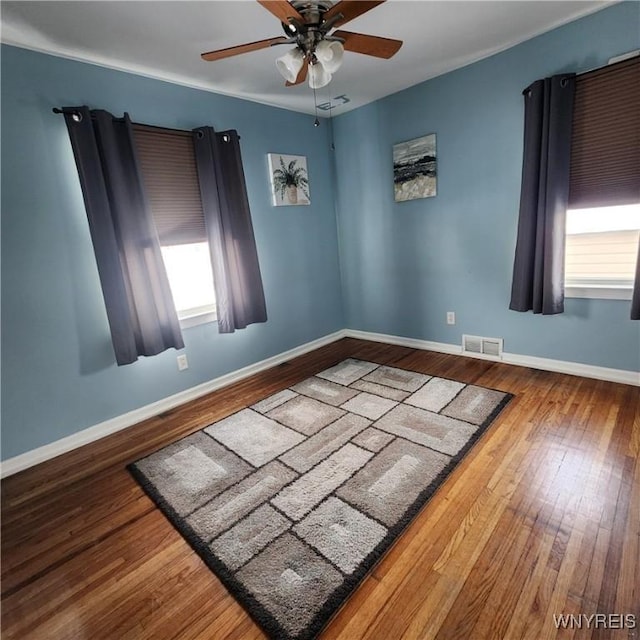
[393,133,437,202]
[267,153,310,206]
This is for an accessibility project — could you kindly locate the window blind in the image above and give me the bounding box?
[565,229,640,286]
[568,56,640,208]
[132,124,206,245]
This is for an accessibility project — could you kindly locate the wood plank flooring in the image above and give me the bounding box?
[2,338,638,639]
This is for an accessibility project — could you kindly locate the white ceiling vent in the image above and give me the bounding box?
[462,334,504,360]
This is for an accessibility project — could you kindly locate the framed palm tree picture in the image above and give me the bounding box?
[267,153,311,206]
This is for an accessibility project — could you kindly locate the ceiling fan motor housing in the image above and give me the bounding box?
[283,0,341,57]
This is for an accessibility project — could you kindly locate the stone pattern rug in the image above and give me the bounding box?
[129,359,512,640]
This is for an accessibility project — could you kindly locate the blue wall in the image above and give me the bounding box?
[2,3,639,461]
[1,46,344,459]
[333,1,640,372]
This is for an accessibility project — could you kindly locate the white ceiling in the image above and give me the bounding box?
[1,0,614,116]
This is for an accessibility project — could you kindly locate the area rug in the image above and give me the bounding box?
[129,359,512,640]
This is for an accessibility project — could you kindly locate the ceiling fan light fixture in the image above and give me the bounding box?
[308,61,332,89]
[315,39,344,74]
[275,47,304,83]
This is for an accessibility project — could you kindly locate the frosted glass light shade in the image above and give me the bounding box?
[315,40,344,74]
[308,62,332,89]
[276,48,304,83]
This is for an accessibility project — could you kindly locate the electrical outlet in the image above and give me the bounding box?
[446,311,456,325]
[177,354,189,371]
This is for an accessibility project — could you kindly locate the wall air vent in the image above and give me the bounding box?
[462,334,504,360]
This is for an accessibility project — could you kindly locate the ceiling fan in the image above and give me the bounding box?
[201,0,402,89]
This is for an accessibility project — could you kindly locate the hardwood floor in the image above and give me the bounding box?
[2,338,638,639]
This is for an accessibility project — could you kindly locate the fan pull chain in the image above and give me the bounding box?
[313,86,320,127]
[326,86,335,151]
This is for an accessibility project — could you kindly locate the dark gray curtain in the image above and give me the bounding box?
[193,127,267,333]
[632,243,640,320]
[509,74,575,315]
[62,107,184,365]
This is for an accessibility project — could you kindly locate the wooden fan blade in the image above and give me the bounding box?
[286,62,308,86]
[323,1,386,29]
[333,30,402,59]
[201,37,288,61]
[257,0,303,24]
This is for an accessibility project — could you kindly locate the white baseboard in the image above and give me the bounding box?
[3,328,637,478]
[344,329,640,387]
[500,352,639,385]
[344,329,462,356]
[0,330,346,479]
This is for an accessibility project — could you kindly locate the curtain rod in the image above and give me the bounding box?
[52,108,193,134]
[577,50,639,77]
[52,109,240,139]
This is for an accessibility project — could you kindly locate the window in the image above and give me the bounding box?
[566,55,639,299]
[565,204,640,299]
[132,124,216,326]
[160,242,217,326]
